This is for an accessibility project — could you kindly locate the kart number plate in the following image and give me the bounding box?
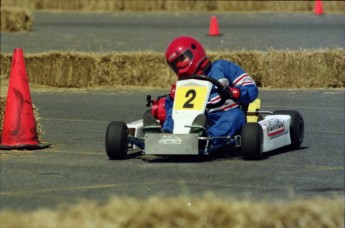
[174,86,208,111]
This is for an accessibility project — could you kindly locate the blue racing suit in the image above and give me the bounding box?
[163,60,258,145]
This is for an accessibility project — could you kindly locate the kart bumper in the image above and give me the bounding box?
[144,133,199,155]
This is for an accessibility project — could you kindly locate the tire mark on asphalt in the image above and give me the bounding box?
[0,182,157,197]
[41,118,108,123]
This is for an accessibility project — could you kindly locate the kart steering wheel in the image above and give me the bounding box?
[179,75,228,109]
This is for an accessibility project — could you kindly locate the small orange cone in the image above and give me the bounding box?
[0,48,50,150]
[208,16,221,36]
[314,0,323,15]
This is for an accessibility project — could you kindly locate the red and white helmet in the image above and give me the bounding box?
[165,36,209,78]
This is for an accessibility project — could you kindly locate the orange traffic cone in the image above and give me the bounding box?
[208,16,221,36]
[0,48,50,150]
[314,0,323,15]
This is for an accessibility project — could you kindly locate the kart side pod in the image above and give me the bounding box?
[260,115,292,152]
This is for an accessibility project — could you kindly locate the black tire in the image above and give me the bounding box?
[241,123,263,160]
[273,110,304,150]
[105,121,128,160]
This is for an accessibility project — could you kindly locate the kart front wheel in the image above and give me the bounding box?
[105,121,128,160]
[241,123,263,160]
[273,110,304,150]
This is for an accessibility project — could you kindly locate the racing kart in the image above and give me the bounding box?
[105,75,304,160]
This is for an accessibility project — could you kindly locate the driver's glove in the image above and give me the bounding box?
[169,82,176,100]
[221,86,241,101]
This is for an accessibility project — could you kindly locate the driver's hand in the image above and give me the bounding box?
[221,86,241,101]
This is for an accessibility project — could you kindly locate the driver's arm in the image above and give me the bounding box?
[234,83,258,104]
[222,61,258,104]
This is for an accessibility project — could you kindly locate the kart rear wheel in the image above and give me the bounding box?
[105,121,128,160]
[241,123,263,160]
[273,110,304,150]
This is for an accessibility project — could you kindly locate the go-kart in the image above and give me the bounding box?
[105,75,304,160]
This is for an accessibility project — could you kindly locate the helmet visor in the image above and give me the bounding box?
[168,49,194,75]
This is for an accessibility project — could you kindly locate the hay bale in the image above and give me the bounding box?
[0,50,344,89]
[1,0,344,12]
[0,196,343,228]
[257,49,345,88]
[0,7,33,32]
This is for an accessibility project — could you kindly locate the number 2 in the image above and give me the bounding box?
[183,89,196,108]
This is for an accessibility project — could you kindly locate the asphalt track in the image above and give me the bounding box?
[0,12,344,211]
[1,11,344,53]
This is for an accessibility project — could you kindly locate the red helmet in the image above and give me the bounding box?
[165,36,209,78]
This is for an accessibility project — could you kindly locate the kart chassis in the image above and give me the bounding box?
[105,76,304,160]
